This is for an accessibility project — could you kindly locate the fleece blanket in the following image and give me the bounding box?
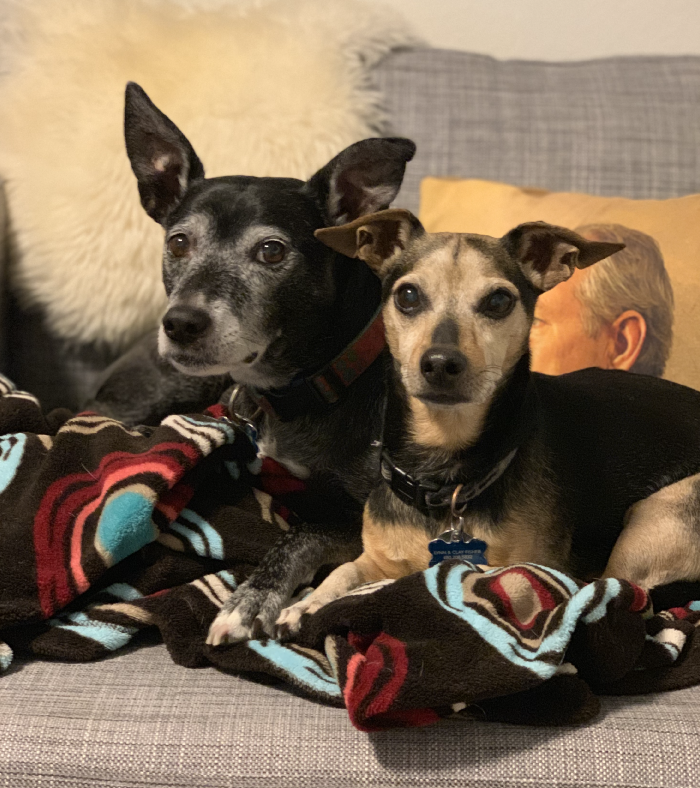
[1,376,700,731]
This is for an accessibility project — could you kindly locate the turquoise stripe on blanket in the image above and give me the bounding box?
[50,612,137,651]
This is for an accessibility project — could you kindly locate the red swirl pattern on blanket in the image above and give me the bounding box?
[34,443,199,617]
[489,567,558,630]
[343,632,440,730]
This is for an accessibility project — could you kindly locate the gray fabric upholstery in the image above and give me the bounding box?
[2,640,699,788]
[375,49,700,212]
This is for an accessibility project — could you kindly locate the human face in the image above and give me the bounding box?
[529,268,613,375]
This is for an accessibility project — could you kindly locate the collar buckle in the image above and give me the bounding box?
[386,462,424,508]
[381,451,439,510]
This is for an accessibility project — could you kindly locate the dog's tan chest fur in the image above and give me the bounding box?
[361,508,433,578]
[469,450,573,572]
[466,511,567,572]
[362,454,570,576]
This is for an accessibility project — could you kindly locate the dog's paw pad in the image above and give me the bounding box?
[206,609,253,646]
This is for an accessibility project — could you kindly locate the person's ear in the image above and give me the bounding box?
[608,310,647,371]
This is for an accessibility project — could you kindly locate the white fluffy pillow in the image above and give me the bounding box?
[0,0,417,348]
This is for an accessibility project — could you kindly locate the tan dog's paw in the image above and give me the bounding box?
[275,594,328,639]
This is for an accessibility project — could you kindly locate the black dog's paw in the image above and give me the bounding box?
[206,583,286,646]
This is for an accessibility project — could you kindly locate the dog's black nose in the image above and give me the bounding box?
[162,306,212,345]
[420,346,468,388]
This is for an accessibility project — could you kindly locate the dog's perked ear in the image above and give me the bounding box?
[315,208,424,274]
[124,82,205,225]
[303,138,416,225]
[502,221,625,292]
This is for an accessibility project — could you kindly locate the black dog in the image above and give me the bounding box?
[96,83,415,643]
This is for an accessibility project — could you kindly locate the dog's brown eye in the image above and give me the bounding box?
[481,289,516,319]
[167,233,190,258]
[257,240,286,265]
[394,283,422,314]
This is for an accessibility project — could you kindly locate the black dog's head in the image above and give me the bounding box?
[124,82,415,388]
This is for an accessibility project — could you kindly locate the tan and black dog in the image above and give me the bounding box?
[277,208,700,633]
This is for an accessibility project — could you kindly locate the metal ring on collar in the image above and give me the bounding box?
[227,384,262,432]
[450,483,466,519]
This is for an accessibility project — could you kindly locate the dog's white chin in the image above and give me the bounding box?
[416,396,469,409]
[168,352,294,391]
[159,329,272,381]
[168,358,233,377]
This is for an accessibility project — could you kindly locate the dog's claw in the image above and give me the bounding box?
[251,616,269,640]
[275,622,292,642]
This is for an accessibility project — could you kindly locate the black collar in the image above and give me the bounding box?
[380,447,518,513]
[239,306,386,422]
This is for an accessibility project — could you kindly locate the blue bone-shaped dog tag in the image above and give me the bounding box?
[428,530,488,567]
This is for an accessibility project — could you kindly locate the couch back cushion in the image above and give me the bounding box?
[374,49,700,211]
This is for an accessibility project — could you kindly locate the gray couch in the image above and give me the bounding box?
[2,47,700,788]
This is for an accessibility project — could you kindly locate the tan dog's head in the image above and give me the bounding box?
[317,209,624,407]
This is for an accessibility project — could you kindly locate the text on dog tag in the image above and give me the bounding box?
[428,530,488,567]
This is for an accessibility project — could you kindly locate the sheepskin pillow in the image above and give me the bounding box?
[0,0,417,349]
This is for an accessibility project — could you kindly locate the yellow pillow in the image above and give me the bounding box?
[420,178,700,390]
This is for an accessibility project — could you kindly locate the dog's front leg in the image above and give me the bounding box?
[276,505,435,637]
[207,522,360,645]
[275,552,386,638]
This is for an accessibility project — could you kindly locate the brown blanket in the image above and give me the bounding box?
[1,374,699,731]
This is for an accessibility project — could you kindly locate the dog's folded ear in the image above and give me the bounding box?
[315,208,423,274]
[124,83,205,225]
[304,138,416,226]
[502,221,625,292]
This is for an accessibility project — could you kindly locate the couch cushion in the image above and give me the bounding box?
[1,640,700,788]
[375,49,700,212]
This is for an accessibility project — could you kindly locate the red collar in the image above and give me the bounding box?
[247,307,386,422]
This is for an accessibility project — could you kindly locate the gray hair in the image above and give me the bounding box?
[573,224,674,378]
